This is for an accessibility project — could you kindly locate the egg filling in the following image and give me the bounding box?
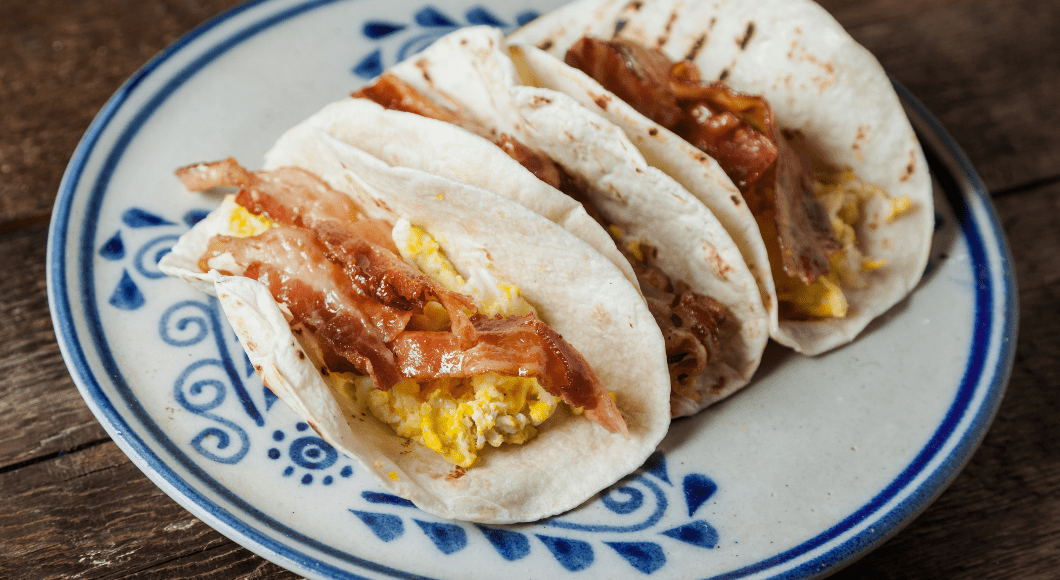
[775,171,912,319]
[219,200,561,468]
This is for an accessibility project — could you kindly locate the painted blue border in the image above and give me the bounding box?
[45,1,1017,579]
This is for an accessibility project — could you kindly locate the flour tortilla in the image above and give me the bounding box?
[509,0,934,355]
[158,127,671,523]
[372,26,768,416]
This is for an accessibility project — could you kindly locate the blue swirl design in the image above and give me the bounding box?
[174,358,250,464]
[345,452,721,574]
[352,5,541,79]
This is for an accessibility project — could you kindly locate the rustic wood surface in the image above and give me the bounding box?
[1,0,1057,578]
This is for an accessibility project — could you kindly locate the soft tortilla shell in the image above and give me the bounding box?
[509,0,934,355]
[162,127,671,523]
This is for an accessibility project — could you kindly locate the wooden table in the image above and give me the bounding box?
[2,0,1057,577]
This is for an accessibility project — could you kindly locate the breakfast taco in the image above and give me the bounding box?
[328,26,769,417]
[508,0,934,355]
[158,126,671,523]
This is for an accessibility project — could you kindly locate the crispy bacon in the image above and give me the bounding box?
[203,226,406,390]
[565,37,840,283]
[392,314,626,435]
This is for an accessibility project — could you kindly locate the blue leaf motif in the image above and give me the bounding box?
[109,269,145,310]
[661,521,719,549]
[515,10,540,26]
[475,526,530,561]
[466,6,505,26]
[263,385,278,411]
[642,451,670,484]
[351,510,404,542]
[362,491,415,507]
[100,231,125,260]
[414,520,467,555]
[414,6,457,27]
[353,49,384,79]
[606,541,666,574]
[536,535,594,572]
[122,208,174,228]
[363,21,407,39]
[683,473,717,517]
[183,209,210,227]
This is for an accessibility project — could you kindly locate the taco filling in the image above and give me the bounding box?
[177,158,626,467]
[355,74,728,404]
[563,37,912,320]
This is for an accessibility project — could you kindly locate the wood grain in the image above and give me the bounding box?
[1,0,1057,578]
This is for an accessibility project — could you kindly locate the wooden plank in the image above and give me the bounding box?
[819,0,1060,194]
[0,224,110,468]
[0,0,245,225]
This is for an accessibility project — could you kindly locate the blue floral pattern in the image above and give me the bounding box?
[352,5,540,79]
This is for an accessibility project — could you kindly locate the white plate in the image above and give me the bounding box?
[47,0,1017,578]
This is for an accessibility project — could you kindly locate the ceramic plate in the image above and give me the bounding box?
[47,0,1017,578]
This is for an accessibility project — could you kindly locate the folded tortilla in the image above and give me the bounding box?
[509,0,934,355]
[336,26,769,417]
[159,127,671,523]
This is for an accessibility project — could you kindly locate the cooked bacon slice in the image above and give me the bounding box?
[565,36,840,283]
[203,226,406,390]
[392,314,626,435]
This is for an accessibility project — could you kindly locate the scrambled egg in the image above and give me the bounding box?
[353,374,560,468]
[775,171,912,319]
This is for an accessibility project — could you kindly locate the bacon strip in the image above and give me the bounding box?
[204,226,406,390]
[392,315,626,435]
[565,37,840,283]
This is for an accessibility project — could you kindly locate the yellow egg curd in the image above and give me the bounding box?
[774,170,913,319]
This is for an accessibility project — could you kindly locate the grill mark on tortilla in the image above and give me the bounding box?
[738,22,756,50]
[656,9,680,48]
[685,33,708,61]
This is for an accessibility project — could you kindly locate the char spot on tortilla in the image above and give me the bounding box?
[594,94,612,110]
[254,364,264,373]
[320,366,329,376]
[685,33,708,61]
[738,22,756,50]
[414,59,432,83]
[709,376,728,394]
[648,127,659,137]
[246,340,258,352]
[539,39,553,51]
[718,68,730,82]
[446,466,467,481]
[296,349,306,360]
[533,95,554,106]
[853,124,871,151]
[730,194,741,206]
[900,150,917,182]
[614,18,628,36]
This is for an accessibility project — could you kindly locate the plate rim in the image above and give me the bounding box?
[45,1,1019,579]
